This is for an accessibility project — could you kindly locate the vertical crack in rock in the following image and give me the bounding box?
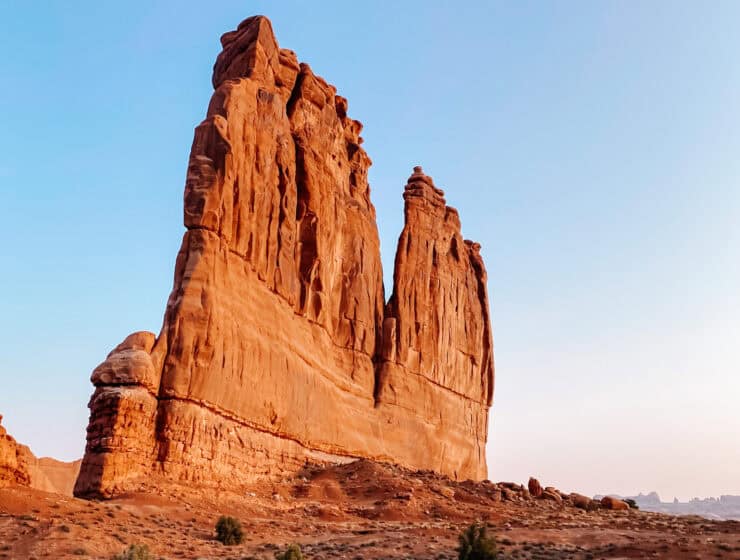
[376,167,494,479]
[74,15,494,498]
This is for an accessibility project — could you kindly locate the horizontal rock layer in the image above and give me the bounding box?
[75,15,494,498]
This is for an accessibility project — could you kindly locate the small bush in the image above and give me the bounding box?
[111,544,154,560]
[215,515,244,546]
[275,544,303,560]
[624,498,639,510]
[457,523,498,560]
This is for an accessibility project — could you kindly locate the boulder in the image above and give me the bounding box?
[541,489,563,503]
[601,496,631,511]
[528,477,543,498]
[570,493,598,511]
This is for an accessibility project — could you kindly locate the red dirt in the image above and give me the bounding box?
[0,460,738,559]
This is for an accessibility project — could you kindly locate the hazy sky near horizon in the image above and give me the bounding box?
[1,2,738,501]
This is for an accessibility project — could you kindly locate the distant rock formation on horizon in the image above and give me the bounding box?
[596,490,740,521]
[633,491,661,505]
[74,15,494,498]
[0,415,81,496]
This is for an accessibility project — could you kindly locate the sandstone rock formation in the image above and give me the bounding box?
[570,493,596,510]
[541,489,563,503]
[0,415,31,488]
[601,496,630,511]
[75,15,494,498]
[528,477,543,498]
[27,457,82,496]
[0,415,81,495]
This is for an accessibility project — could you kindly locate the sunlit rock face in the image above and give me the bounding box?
[1,415,81,495]
[0,415,31,488]
[74,15,494,498]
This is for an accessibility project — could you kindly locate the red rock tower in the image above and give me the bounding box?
[74,16,494,498]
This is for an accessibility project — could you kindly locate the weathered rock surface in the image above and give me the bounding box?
[541,489,563,502]
[601,496,631,511]
[75,15,494,498]
[570,493,594,510]
[528,476,543,498]
[0,415,81,495]
[0,415,31,488]
[26,457,83,496]
[376,167,493,479]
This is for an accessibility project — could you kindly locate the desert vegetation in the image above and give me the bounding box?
[215,515,244,546]
[111,543,154,560]
[457,523,499,560]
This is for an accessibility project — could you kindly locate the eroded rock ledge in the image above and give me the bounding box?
[75,15,494,498]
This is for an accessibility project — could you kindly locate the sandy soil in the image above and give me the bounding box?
[0,460,738,559]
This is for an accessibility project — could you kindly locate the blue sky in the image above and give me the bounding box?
[1,2,738,500]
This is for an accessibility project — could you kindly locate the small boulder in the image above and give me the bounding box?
[541,489,562,503]
[528,477,543,498]
[570,493,598,511]
[438,486,455,499]
[600,496,630,510]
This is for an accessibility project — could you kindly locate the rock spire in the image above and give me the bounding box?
[74,15,494,498]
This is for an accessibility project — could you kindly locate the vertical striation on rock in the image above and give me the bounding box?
[380,167,493,401]
[376,167,494,479]
[75,15,494,498]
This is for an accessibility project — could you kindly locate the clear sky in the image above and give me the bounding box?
[1,2,738,502]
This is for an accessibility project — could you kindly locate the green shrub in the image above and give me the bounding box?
[111,544,154,560]
[275,543,303,560]
[457,523,498,560]
[215,515,244,546]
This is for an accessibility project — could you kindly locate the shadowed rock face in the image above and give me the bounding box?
[74,15,494,498]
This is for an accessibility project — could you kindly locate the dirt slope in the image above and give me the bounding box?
[1,459,738,559]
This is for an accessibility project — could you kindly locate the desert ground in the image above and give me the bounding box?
[1,460,738,560]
